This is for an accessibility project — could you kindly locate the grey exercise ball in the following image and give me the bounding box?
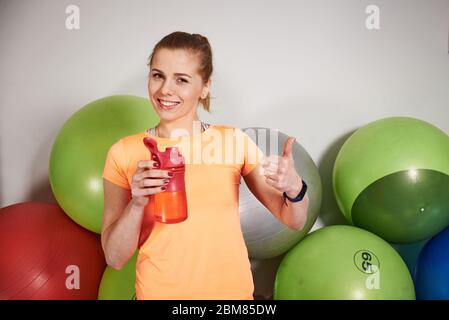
[239,127,322,259]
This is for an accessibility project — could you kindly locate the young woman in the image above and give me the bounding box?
[101,31,309,300]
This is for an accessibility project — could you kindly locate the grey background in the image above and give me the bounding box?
[1,0,448,230]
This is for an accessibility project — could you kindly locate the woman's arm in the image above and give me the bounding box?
[242,137,308,231]
[101,160,172,269]
[101,179,145,270]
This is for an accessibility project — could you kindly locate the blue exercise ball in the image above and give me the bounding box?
[415,226,449,299]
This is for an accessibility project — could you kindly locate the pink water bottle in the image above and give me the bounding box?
[142,137,188,224]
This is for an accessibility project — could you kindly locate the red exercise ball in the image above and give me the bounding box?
[0,202,106,299]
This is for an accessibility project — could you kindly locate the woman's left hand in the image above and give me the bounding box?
[260,137,303,198]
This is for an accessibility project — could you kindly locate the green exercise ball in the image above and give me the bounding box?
[274,225,415,300]
[49,95,159,233]
[98,252,138,300]
[333,117,449,244]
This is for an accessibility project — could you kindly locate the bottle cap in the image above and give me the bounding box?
[143,137,185,169]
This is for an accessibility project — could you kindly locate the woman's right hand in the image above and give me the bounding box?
[131,160,173,207]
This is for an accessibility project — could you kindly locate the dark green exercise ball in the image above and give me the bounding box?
[274,225,415,300]
[333,117,449,243]
[49,95,159,233]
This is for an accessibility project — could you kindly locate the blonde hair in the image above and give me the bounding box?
[148,31,213,112]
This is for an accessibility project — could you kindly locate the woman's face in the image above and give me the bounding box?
[148,48,210,122]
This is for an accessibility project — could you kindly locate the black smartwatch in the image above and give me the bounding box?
[283,180,308,203]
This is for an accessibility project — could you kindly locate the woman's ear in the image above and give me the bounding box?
[201,79,212,99]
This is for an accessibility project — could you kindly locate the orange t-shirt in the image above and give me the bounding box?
[102,125,263,299]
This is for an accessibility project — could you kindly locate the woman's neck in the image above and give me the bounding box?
[156,117,203,139]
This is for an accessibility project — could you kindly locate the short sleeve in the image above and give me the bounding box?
[102,139,131,189]
[235,128,265,177]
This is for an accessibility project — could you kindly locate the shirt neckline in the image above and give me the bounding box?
[143,123,215,141]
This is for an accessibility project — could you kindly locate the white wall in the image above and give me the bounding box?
[1,0,448,227]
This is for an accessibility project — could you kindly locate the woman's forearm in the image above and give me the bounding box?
[279,192,309,231]
[278,176,309,231]
[103,200,145,269]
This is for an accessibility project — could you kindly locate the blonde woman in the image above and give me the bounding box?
[101,31,309,300]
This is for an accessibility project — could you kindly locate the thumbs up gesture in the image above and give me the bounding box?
[260,137,303,198]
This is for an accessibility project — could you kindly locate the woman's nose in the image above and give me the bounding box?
[160,79,175,96]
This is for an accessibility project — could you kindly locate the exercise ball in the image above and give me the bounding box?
[0,202,106,299]
[392,239,429,280]
[333,117,449,243]
[239,127,322,259]
[98,252,138,300]
[415,226,449,299]
[274,225,415,300]
[49,95,158,233]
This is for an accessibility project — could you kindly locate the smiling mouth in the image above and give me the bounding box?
[157,99,181,110]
